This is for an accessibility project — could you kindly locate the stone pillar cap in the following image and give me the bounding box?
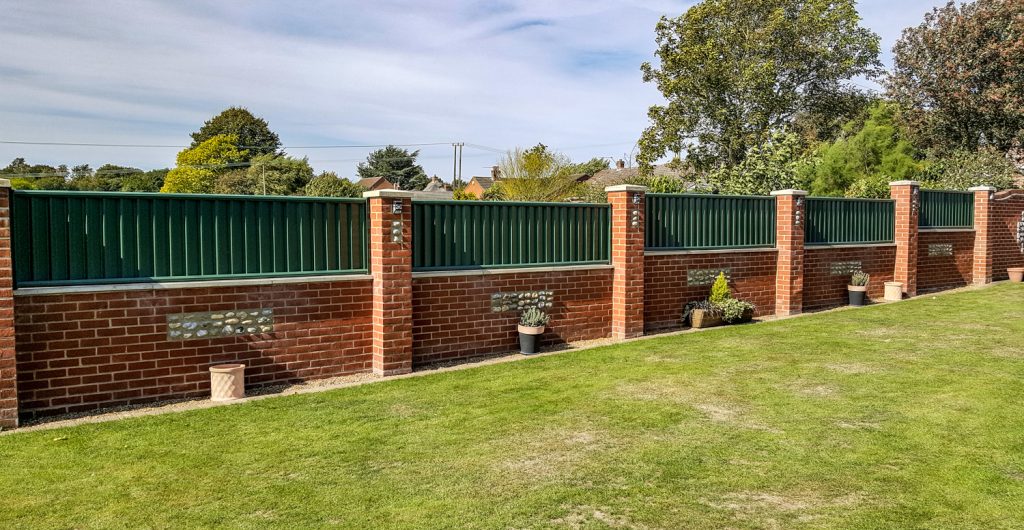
[769,189,808,196]
[363,189,414,199]
[967,186,997,192]
[889,180,920,187]
[0,178,11,188]
[604,184,648,193]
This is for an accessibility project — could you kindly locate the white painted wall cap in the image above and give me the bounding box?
[769,189,808,196]
[604,184,648,192]
[888,180,921,186]
[967,186,997,192]
[363,190,415,198]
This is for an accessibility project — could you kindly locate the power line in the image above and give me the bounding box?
[0,140,454,149]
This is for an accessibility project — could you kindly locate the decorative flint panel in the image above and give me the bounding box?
[687,268,732,286]
[928,244,953,257]
[830,261,863,276]
[491,291,554,313]
[167,308,274,340]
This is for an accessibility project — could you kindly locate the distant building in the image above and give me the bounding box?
[422,175,450,192]
[357,176,395,191]
[579,159,693,190]
[464,166,501,199]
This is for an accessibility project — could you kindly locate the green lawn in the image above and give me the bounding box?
[2,285,1024,529]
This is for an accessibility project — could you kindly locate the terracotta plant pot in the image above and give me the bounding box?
[1008,268,1024,283]
[209,364,245,401]
[517,324,545,355]
[690,309,724,329]
[848,285,868,306]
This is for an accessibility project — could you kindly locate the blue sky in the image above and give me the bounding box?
[0,0,950,181]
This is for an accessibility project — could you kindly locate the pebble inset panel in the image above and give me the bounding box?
[490,291,554,313]
[167,309,273,340]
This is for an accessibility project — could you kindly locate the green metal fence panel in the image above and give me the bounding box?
[919,190,974,229]
[804,197,895,245]
[645,194,776,250]
[11,190,368,287]
[412,200,610,270]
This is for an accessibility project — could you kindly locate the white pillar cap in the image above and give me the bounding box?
[604,185,648,193]
[967,186,997,192]
[769,189,808,196]
[363,190,414,199]
[888,180,920,187]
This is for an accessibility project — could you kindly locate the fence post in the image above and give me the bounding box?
[772,189,807,316]
[606,185,646,339]
[365,190,414,376]
[890,181,920,297]
[969,186,996,285]
[0,180,17,428]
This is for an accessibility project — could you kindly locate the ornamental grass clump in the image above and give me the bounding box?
[851,271,870,286]
[519,307,550,328]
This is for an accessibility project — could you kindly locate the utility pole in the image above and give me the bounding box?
[452,142,465,186]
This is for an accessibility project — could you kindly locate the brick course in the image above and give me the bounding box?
[15,280,373,419]
[917,230,975,292]
[992,191,1024,280]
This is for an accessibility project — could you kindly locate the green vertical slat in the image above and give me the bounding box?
[136,199,153,278]
[66,197,86,280]
[48,197,68,281]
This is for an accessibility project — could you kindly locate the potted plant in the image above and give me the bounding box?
[518,307,549,355]
[685,300,723,329]
[1008,267,1024,283]
[683,273,756,329]
[718,298,755,324]
[848,271,870,306]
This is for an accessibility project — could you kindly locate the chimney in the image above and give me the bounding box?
[491,165,500,179]
[616,159,626,170]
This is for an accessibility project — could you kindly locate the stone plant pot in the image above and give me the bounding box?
[690,309,724,329]
[1008,268,1024,283]
[518,325,545,355]
[884,281,904,302]
[848,285,868,306]
[209,364,245,401]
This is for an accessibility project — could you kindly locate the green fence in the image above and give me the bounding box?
[645,194,776,250]
[412,200,610,270]
[804,197,895,245]
[919,190,974,229]
[11,191,368,287]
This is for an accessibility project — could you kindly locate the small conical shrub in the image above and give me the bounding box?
[709,272,732,304]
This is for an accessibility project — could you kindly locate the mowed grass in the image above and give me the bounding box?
[2,285,1024,529]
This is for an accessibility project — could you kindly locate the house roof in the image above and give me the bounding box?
[468,176,495,190]
[423,176,449,192]
[357,176,394,190]
[583,164,691,189]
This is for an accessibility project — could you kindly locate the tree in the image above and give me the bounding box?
[356,146,429,190]
[806,103,924,198]
[161,134,248,193]
[563,157,610,177]
[488,144,586,202]
[214,153,313,195]
[705,131,812,195]
[0,158,68,190]
[304,172,365,198]
[887,0,1024,154]
[190,107,281,159]
[121,169,168,192]
[638,0,881,172]
[922,148,1018,190]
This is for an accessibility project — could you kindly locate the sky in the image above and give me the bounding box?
[0,0,951,182]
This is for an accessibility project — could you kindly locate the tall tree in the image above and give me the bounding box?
[190,107,281,160]
[705,131,812,195]
[161,134,248,193]
[638,0,881,172]
[0,158,68,189]
[214,153,314,195]
[304,171,365,198]
[356,146,429,190]
[887,0,1024,154]
[489,144,585,202]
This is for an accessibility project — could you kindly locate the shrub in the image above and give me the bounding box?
[718,298,755,323]
[851,271,870,286]
[519,307,550,327]
[683,299,720,324]
[709,273,732,304]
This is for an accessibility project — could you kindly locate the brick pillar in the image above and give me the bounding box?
[772,189,807,316]
[0,180,17,428]
[606,185,646,339]
[969,186,996,285]
[890,181,920,297]
[365,190,413,376]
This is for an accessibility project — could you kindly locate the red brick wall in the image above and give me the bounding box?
[643,250,778,331]
[992,191,1024,280]
[14,279,373,419]
[0,187,16,428]
[804,246,896,309]
[411,268,612,365]
[917,230,974,292]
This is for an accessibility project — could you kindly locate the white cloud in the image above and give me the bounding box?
[0,0,948,180]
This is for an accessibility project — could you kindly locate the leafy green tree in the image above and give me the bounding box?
[563,157,610,177]
[215,153,313,195]
[356,146,429,190]
[191,107,281,159]
[0,158,68,189]
[121,168,168,192]
[705,131,811,195]
[887,0,1024,153]
[807,103,924,198]
[638,0,881,171]
[922,148,1018,191]
[303,172,365,198]
[489,144,585,202]
[161,134,248,193]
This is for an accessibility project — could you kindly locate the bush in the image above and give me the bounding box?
[717,298,755,323]
[922,148,1018,191]
[709,273,732,304]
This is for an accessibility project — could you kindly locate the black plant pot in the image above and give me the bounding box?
[848,287,867,306]
[517,325,544,355]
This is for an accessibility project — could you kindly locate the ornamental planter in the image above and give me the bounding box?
[848,285,868,306]
[1009,268,1024,283]
[884,282,904,302]
[209,363,245,401]
[690,309,724,329]
[518,324,545,355]
[731,307,755,324]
